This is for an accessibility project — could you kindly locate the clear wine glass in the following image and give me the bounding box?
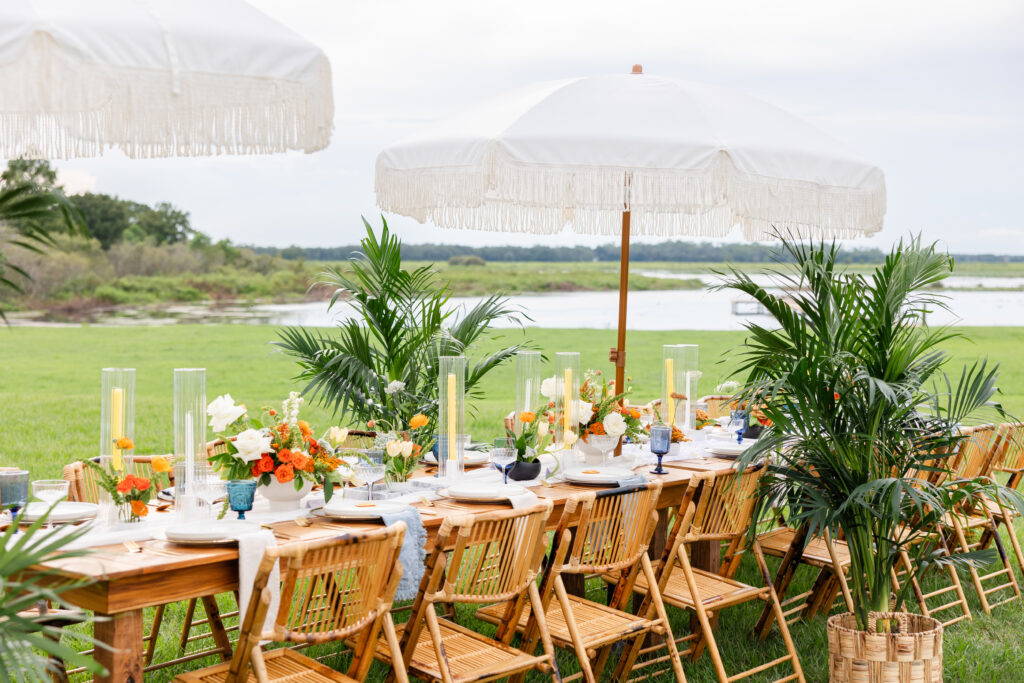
[193,464,226,519]
[339,449,362,499]
[490,447,516,485]
[32,479,69,530]
[649,423,671,475]
[355,449,386,501]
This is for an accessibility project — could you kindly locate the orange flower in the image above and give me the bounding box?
[412,444,422,456]
[130,500,149,517]
[298,420,312,437]
[290,452,311,471]
[277,448,293,463]
[269,409,277,416]
[589,422,606,436]
[115,437,134,450]
[274,464,295,484]
[257,455,275,473]
[367,420,375,429]
[629,408,641,419]
[409,413,429,429]
[151,455,172,473]
[519,411,536,424]
[134,477,151,492]
[116,475,134,493]
[250,463,261,478]
[833,392,840,401]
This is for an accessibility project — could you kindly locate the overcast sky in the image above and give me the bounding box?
[55,0,1024,254]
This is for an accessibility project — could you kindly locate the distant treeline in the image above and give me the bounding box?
[248,241,1024,264]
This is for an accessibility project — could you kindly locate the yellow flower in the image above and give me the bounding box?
[151,455,172,473]
[409,414,429,430]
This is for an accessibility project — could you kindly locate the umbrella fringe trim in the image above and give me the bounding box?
[375,153,886,239]
[0,34,334,159]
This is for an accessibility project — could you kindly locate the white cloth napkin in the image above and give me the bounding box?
[507,489,540,509]
[236,529,280,639]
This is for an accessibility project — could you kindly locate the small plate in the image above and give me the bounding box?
[445,482,527,502]
[422,451,490,466]
[164,521,261,544]
[21,502,99,524]
[564,467,638,485]
[320,499,407,519]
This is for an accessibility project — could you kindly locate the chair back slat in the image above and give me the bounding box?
[557,481,662,573]
[435,503,552,603]
[270,523,405,643]
[698,394,734,419]
[952,424,997,480]
[686,467,762,541]
[994,422,1024,473]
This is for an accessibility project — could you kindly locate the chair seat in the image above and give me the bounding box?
[476,593,652,649]
[377,619,549,683]
[758,527,852,567]
[174,648,355,682]
[644,565,765,609]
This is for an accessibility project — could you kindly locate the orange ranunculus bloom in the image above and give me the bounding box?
[116,437,134,450]
[290,452,310,471]
[412,444,422,456]
[250,463,261,478]
[257,455,275,473]
[629,408,641,419]
[151,455,172,473]
[519,411,536,424]
[298,420,312,437]
[589,422,606,436]
[116,476,134,493]
[367,420,375,428]
[130,500,149,517]
[277,448,293,463]
[409,413,429,429]
[276,423,290,439]
[134,477,151,492]
[833,392,840,401]
[274,464,295,484]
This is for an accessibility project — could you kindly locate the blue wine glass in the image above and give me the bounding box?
[649,424,671,475]
[0,470,29,533]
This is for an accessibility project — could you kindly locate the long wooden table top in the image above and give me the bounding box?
[37,458,738,614]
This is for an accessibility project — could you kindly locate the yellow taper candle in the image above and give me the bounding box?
[564,367,573,438]
[447,373,457,460]
[110,387,124,471]
[665,358,674,427]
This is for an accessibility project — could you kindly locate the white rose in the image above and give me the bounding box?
[540,376,560,399]
[207,394,247,433]
[386,440,403,458]
[602,412,627,437]
[400,441,414,457]
[575,400,594,424]
[385,380,406,395]
[234,428,272,463]
[328,426,349,446]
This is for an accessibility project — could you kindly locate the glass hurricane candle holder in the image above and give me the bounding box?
[515,350,541,435]
[662,345,699,430]
[554,352,581,446]
[100,368,135,473]
[438,356,466,482]
[174,368,206,522]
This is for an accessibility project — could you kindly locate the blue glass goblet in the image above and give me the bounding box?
[0,470,30,533]
[649,424,671,475]
[226,480,257,520]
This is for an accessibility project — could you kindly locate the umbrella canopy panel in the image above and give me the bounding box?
[0,0,333,158]
[377,73,885,239]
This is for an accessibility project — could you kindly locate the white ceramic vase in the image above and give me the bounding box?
[261,478,313,512]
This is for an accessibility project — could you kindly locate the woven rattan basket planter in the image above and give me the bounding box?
[827,612,942,682]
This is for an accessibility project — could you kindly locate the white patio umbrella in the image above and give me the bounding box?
[376,66,886,393]
[0,0,333,158]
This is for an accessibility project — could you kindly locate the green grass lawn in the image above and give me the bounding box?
[3,324,1024,681]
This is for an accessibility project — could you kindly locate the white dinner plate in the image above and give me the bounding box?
[21,501,98,524]
[422,451,490,466]
[164,521,261,544]
[321,499,406,519]
[564,467,637,485]
[445,482,527,502]
[706,441,754,457]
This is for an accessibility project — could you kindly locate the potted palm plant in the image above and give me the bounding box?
[724,237,1022,682]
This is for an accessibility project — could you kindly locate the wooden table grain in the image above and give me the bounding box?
[36,458,737,682]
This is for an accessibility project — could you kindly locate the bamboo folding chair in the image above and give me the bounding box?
[477,480,687,683]
[628,468,805,683]
[176,523,408,683]
[378,503,560,683]
[975,422,1024,571]
[753,521,854,638]
[697,395,733,420]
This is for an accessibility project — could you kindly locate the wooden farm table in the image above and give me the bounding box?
[36,458,737,682]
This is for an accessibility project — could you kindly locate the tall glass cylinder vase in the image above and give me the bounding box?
[514,350,541,435]
[554,352,581,446]
[99,369,134,525]
[662,345,699,430]
[174,368,206,521]
[437,356,465,482]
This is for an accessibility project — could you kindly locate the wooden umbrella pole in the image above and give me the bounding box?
[611,210,630,455]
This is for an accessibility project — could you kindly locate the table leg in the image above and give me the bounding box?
[93,609,143,683]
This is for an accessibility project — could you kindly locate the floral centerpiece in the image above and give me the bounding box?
[206,392,352,503]
[575,370,644,444]
[506,410,552,462]
[86,450,172,523]
[374,412,430,483]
